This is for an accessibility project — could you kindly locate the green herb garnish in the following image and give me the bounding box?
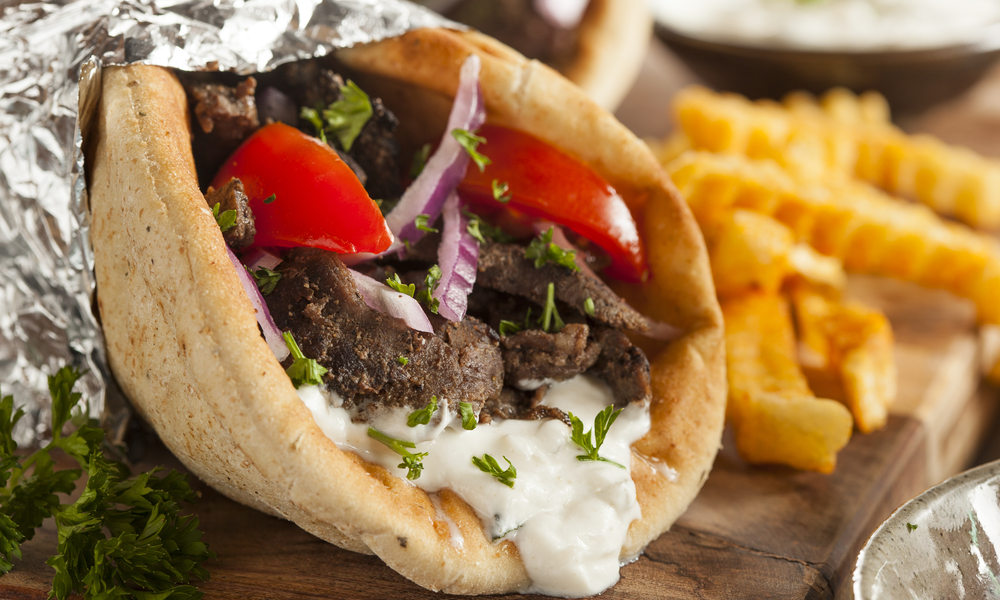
[282,332,328,388]
[452,129,490,172]
[472,454,516,488]
[0,366,214,597]
[498,320,522,337]
[367,428,428,480]
[569,406,625,469]
[539,282,565,333]
[492,179,511,203]
[398,356,409,366]
[415,214,439,233]
[386,273,416,297]
[907,522,918,532]
[525,227,579,272]
[410,143,431,178]
[584,297,595,317]
[300,80,373,151]
[415,265,442,314]
[459,402,477,430]
[251,266,282,295]
[463,209,513,244]
[407,396,439,427]
[211,202,237,233]
[263,193,277,204]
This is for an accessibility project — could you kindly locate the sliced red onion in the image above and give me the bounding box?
[534,0,588,29]
[433,191,479,321]
[226,246,290,362]
[348,269,434,334]
[242,247,283,271]
[382,54,485,254]
[257,86,298,126]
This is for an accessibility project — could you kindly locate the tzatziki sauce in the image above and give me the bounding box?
[297,375,651,597]
[649,0,1000,52]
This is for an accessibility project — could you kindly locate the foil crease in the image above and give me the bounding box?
[0,0,455,446]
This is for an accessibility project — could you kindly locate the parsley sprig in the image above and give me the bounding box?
[472,454,516,488]
[491,179,511,203]
[459,402,477,431]
[415,214,438,233]
[282,332,328,388]
[211,203,237,233]
[0,366,214,598]
[452,129,490,172]
[525,227,579,272]
[300,80,373,151]
[569,406,625,469]
[367,428,427,480]
[415,266,442,314]
[463,209,513,245]
[540,282,565,333]
[407,396,439,427]
[386,273,415,297]
[250,267,281,295]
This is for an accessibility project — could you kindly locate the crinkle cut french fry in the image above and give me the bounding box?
[722,292,854,473]
[702,209,793,298]
[789,285,897,433]
[674,86,1000,229]
[665,151,1000,327]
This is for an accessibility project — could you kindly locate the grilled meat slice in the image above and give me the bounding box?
[205,177,255,250]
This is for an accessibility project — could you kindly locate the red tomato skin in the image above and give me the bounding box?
[211,122,393,255]
[457,124,648,283]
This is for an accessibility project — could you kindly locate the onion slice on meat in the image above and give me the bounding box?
[382,54,485,253]
[349,269,435,334]
[434,191,479,321]
[226,246,290,362]
[243,247,283,271]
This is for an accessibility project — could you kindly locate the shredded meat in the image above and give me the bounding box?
[205,178,255,250]
[265,248,502,419]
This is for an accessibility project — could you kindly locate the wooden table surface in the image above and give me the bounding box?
[5,36,1000,600]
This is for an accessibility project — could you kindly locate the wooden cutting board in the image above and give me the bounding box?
[1,275,994,600]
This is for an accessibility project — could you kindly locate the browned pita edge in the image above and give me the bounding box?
[562,0,652,111]
[88,28,724,595]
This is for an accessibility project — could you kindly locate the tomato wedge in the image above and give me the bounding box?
[211,122,392,255]
[457,124,648,283]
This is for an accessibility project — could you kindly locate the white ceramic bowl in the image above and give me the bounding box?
[854,460,1000,599]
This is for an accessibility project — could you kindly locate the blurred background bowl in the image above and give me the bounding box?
[655,24,1000,116]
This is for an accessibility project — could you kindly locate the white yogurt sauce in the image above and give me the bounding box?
[297,375,651,597]
[649,0,1000,51]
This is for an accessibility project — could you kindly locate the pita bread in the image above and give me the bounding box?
[88,28,724,595]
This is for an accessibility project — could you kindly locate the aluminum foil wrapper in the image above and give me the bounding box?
[0,0,455,447]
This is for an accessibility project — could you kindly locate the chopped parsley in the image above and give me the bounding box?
[397,356,409,366]
[211,202,237,233]
[300,80,373,151]
[0,366,214,597]
[907,522,918,533]
[263,193,277,204]
[282,332,328,388]
[251,266,281,295]
[415,214,439,233]
[367,428,427,480]
[386,273,416,297]
[415,265,442,314]
[569,406,625,469]
[539,282,565,333]
[584,297,595,317]
[525,227,579,272]
[407,396,439,427]
[459,402,477,430]
[472,454,516,488]
[498,320,522,337]
[410,143,431,178]
[492,179,511,203]
[463,208,514,244]
[452,129,490,172]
